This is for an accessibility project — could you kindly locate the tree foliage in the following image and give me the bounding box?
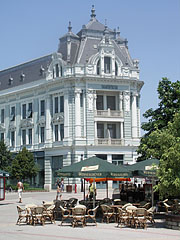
[11,147,39,181]
[143,113,180,198]
[137,78,180,161]
[0,140,12,172]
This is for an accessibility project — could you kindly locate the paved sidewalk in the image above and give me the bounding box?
[0,191,180,240]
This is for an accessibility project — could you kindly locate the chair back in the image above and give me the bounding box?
[100,204,113,213]
[122,203,132,210]
[17,206,24,215]
[72,207,86,216]
[134,208,147,217]
[126,205,137,213]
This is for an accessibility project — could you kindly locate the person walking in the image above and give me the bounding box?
[55,178,62,200]
[17,180,24,203]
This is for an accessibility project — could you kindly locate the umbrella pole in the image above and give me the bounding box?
[93,178,95,208]
[106,180,108,198]
[151,177,154,207]
[83,178,85,200]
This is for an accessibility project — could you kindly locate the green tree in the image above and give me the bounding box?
[0,140,12,172]
[137,78,180,161]
[11,147,38,181]
[144,113,180,198]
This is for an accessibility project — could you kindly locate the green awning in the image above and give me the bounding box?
[125,158,159,177]
[57,156,131,178]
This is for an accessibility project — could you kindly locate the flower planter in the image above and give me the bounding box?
[165,214,180,230]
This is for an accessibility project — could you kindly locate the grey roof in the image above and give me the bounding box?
[0,54,52,91]
[0,8,136,92]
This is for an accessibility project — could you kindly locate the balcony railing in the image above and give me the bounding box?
[94,109,123,118]
[95,138,124,146]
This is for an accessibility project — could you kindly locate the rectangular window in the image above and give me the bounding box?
[60,96,64,112]
[60,124,64,140]
[40,127,45,143]
[97,123,104,138]
[11,131,15,147]
[22,129,26,145]
[55,97,58,113]
[10,106,15,121]
[1,109,4,123]
[27,103,32,118]
[112,154,123,165]
[22,104,26,119]
[104,57,111,74]
[107,123,116,138]
[80,93,83,107]
[28,129,32,145]
[0,132,4,141]
[55,125,58,141]
[96,95,103,110]
[40,100,45,116]
[107,96,116,110]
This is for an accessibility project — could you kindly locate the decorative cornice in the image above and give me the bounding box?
[0,123,5,131]
[20,119,34,128]
[38,116,46,127]
[52,113,64,124]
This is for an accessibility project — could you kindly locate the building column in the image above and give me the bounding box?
[119,92,123,111]
[131,93,138,138]
[45,95,52,146]
[64,90,69,139]
[120,122,124,139]
[44,156,52,191]
[93,92,97,111]
[75,89,81,138]
[107,155,112,190]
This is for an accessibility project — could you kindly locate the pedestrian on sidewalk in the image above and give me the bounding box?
[17,179,24,203]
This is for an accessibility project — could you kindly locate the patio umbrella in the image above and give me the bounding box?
[57,156,131,178]
[57,156,131,207]
[125,158,159,206]
[0,169,9,177]
[125,158,159,177]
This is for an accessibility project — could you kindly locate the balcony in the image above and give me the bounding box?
[94,109,123,118]
[95,138,124,146]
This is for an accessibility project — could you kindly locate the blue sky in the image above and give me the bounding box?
[0,0,180,130]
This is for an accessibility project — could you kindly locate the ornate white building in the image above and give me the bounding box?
[0,6,143,190]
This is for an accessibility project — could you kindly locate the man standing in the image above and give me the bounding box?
[17,180,24,203]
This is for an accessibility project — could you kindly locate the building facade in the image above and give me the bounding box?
[0,7,143,190]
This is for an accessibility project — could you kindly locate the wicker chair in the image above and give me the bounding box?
[147,206,156,225]
[43,205,56,224]
[100,204,115,223]
[31,206,46,226]
[72,206,86,227]
[133,208,148,229]
[85,205,98,226]
[60,205,72,225]
[16,206,30,225]
[117,207,130,227]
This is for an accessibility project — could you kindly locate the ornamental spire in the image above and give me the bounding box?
[90,5,96,20]
[68,21,72,33]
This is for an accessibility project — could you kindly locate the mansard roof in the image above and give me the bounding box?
[0,54,52,91]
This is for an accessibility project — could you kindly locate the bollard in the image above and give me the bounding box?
[75,184,77,193]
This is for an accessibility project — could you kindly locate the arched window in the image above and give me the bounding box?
[115,62,118,76]
[97,59,100,75]
[104,57,111,74]
[55,64,59,77]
